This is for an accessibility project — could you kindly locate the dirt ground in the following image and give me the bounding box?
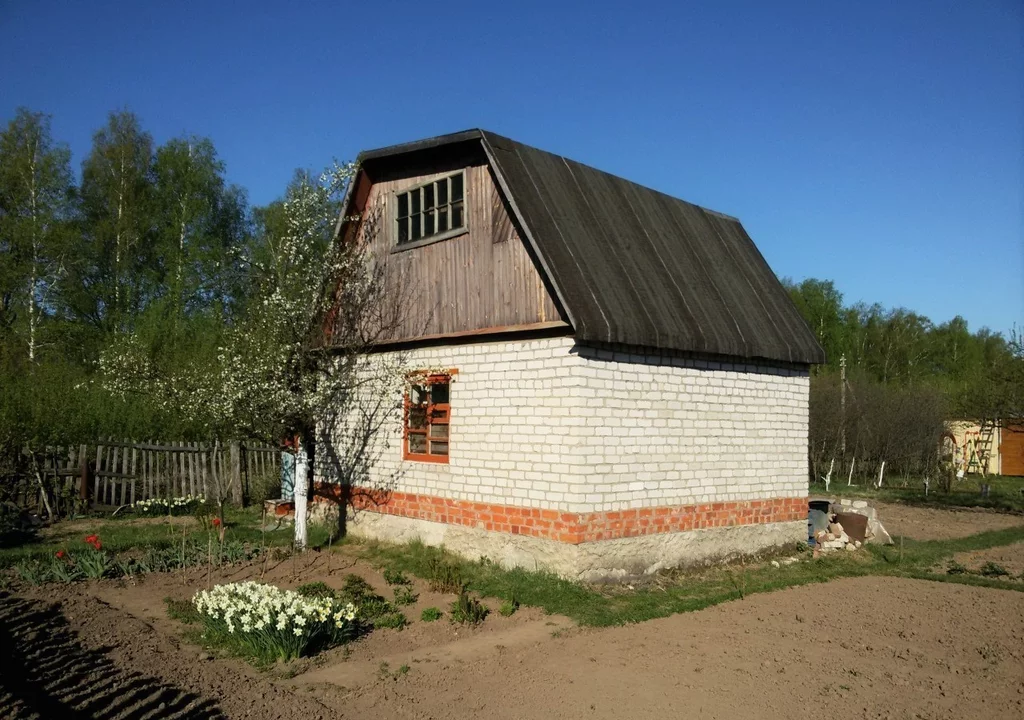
[947,541,1024,579]
[2,504,1023,720]
[873,501,1024,541]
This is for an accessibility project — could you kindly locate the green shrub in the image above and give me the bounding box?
[393,586,418,606]
[0,504,35,548]
[421,607,442,622]
[946,560,968,575]
[338,574,378,605]
[296,581,336,599]
[450,591,488,625]
[373,610,408,630]
[337,574,408,630]
[979,562,1010,578]
[383,567,411,586]
[499,598,519,617]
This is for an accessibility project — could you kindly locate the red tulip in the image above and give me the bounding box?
[56,550,65,559]
[212,517,222,527]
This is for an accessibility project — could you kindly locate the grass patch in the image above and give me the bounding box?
[420,606,442,622]
[164,597,202,623]
[382,568,411,586]
[0,507,336,572]
[978,561,1010,578]
[815,474,1024,512]
[426,554,463,593]
[355,524,1024,627]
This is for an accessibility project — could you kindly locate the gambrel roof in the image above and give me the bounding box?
[349,129,825,365]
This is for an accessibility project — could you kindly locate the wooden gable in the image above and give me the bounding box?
[349,145,567,344]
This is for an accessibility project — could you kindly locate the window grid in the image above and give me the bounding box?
[396,172,465,245]
[403,374,451,463]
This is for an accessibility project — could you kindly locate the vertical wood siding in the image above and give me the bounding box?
[357,161,564,342]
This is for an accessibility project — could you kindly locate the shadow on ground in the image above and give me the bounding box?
[0,591,222,719]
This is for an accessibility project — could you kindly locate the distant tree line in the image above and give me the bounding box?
[0,107,338,458]
[2,106,1021,486]
[784,278,1023,482]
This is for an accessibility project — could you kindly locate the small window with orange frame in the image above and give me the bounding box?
[404,373,451,463]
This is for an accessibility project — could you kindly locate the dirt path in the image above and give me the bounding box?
[4,575,1022,719]
[873,501,1024,541]
[333,576,1024,720]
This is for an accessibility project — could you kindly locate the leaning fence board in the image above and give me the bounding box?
[93,443,103,503]
[129,447,137,504]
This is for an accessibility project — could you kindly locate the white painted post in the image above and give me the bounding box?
[293,445,308,551]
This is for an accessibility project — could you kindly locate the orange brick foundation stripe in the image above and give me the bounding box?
[315,485,806,545]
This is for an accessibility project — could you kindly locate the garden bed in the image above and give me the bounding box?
[2,506,1023,719]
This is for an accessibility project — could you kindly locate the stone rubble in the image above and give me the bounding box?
[831,498,893,545]
[812,498,892,554]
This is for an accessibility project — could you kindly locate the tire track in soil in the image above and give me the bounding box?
[0,591,222,719]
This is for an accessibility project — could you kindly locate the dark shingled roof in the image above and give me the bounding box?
[355,130,825,365]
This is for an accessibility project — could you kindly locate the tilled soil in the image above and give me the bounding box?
[3,575,1023,719]
[873,501,1024,541]
[947,541,1024,579]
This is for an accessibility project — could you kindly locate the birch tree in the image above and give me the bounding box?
[75,111,156,334]
[0,109,74,363]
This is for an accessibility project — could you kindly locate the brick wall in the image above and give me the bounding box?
[322,335,809,532]
[570,345,809,512]
[318,485,806,544]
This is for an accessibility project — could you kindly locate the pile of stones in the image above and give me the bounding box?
[811,498,893,554]
[813,521,861,552]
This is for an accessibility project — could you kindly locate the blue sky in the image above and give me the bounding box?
[2,0,1022,334]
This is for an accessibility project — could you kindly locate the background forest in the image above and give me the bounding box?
[1,107,1022,484]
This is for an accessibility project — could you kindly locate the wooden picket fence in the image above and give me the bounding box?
[1,440,280,516]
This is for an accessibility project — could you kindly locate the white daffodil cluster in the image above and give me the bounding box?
[193,581,356,653]
[132,495,202,515]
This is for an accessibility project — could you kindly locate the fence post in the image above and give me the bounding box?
[79,448,91,505]
[229,441,242,506]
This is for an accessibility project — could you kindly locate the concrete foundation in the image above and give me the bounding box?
[336,508,805,581]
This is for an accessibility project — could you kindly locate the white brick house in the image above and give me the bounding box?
[321,130,823,579]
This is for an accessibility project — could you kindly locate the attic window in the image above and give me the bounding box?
[396,172,465,246]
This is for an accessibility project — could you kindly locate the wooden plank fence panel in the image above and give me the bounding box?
[4,439,289,513]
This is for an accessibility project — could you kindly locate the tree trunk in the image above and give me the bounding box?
[293,445,309,550]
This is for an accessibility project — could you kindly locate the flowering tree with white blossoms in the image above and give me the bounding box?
[101,163,410,546]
